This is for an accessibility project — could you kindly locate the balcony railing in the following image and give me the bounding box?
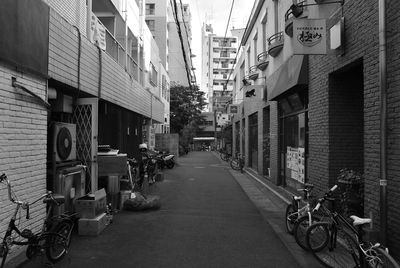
[248,65,259,81]
[105,29,126,67]
[267,32,284,57]
[257,51,269,71]
[285,1,308,37]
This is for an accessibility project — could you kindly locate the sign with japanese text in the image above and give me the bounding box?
[286,147,305,183]
[90,12,106,50]
[228,104,239,114]
[293,19,327,55]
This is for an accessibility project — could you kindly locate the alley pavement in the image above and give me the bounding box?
[6,151,321,268]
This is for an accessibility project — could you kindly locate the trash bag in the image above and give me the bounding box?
[123,192,161,211]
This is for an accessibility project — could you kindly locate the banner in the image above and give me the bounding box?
[90,12,106,50]
[293,19,327,55]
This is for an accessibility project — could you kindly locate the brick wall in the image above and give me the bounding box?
[0,64,47,257]
[386,0,400,258]
[269,102,279,185]
[309,0,400,257]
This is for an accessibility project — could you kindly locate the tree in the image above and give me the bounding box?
[170,84,207,137]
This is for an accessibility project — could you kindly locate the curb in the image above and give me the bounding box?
[213,152,321,268]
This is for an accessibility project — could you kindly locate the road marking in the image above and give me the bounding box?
[188,178,196,181]
[194,166,205,168]
[244,171,291,204]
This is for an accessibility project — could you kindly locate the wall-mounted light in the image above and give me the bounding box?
[242,79,250,86]
[289,0,344,18]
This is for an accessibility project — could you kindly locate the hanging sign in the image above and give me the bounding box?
[228,104,239,114]
[293,19,327,55]
[90,12,106,50]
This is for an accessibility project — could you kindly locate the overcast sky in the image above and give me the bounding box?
[183,0,255,85]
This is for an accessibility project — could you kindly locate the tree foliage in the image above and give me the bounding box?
[170,84,207,136]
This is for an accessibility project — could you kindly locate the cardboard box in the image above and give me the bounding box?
[78,213,108,236]
[74,189,107,218]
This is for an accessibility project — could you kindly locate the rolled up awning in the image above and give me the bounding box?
[267,55,308,101]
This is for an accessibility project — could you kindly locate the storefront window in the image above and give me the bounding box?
[279,90,308,187]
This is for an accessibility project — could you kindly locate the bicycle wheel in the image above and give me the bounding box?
[220,152,229,162]
[46,221,72,263]
[285,204,297,234]
[368,247,400,268]
[307,223,360,268]
[293,214,320,250]
[230,158,241,170]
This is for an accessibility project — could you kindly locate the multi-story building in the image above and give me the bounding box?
[0,0,169,262]
[201,23,238,113]
[230,0,400,258]
[145,0,194,87]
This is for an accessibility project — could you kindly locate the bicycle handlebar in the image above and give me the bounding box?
[313,184,339,211]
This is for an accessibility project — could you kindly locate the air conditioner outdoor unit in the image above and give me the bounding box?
[52,122,77,162]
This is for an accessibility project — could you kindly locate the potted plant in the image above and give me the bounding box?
[337,168,364,218]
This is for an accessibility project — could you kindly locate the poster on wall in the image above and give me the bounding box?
[286,147,305,183]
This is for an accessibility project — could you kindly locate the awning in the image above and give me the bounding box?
[267,55,308,101]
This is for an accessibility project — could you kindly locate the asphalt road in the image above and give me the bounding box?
[10,151,302,268]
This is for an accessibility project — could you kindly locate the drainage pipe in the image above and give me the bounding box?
[378,0,387,245]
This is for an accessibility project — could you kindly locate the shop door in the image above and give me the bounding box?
[249,113,258,170]
[73,98,99,194]
[279,91,308,188]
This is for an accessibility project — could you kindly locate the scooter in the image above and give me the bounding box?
[156,151,175,169]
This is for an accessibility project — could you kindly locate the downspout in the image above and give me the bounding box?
[378,0,387,245]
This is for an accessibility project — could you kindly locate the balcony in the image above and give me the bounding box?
[267,32,284,57]
[248,65,259,81]
[284,1,309,37]
[257,51,269,71]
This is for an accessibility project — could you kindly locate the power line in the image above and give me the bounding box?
[170,0,193,90]
[222,5,252,94]
[179,0,197,85]
[211,0,235,111]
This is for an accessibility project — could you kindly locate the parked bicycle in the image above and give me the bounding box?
[285,183,314,235]
[230,152,244,173]
[219,149,230,162]
[305,187,400,268]
[0,174,75,267]
[292,185,338,250]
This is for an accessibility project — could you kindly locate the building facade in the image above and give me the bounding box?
[145,0,194,87]
[230,0,400,258]
[0,0,169,261]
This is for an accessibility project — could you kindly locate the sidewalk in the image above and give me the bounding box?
[216,154,321,267]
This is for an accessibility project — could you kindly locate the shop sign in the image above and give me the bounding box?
[149,126,155,149]
[90,12,106,50]
[286,147,305,183]
[293,19,327,55]
[228,104,239,114]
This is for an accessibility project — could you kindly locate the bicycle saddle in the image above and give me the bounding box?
[350,215,372,226]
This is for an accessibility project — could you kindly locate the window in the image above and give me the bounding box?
[149,63,158,86]
[145,20,155,31]
[261,12,268,52]
[145,4,155,15]
[253,33,258,64]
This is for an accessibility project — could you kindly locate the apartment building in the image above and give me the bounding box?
[230,0,400,257]
[145,0,194,87]
[0,0,169,259]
